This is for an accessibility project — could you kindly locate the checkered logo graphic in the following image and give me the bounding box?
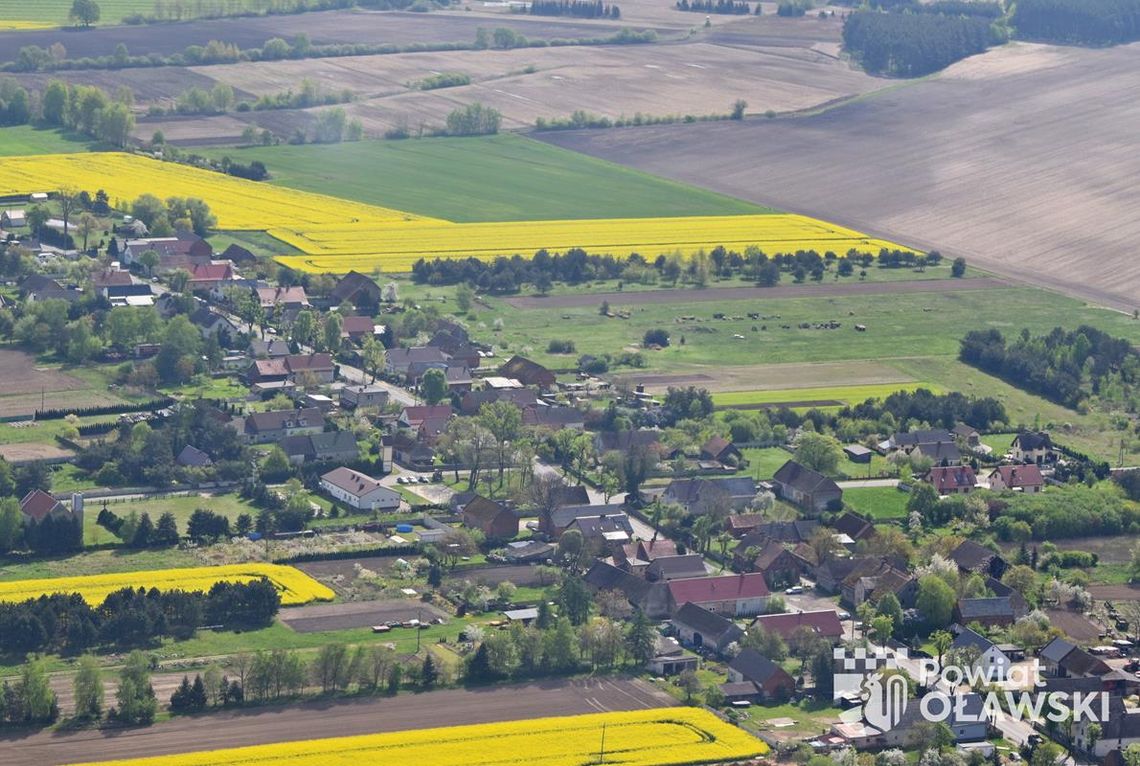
[834,647,910,733]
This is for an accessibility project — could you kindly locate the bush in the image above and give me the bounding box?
[547,339,576,354]
[643,328,670,348]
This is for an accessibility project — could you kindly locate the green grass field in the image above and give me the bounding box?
[84,493,261,546]
[740,447,793,479]
[0,126,98,155]
[203,135,771,222]
[712,383,940,407]
[0,0,258,24]
[843,486,909,520]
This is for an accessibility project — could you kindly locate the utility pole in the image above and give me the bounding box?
[416,606,422,653]
[599,723,607,764]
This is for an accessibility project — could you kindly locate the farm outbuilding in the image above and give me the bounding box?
[843,445,872,464]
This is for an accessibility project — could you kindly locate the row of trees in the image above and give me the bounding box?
[411,246,941,293]
[529,0,620,18]
[675,0,751,15]
[0,581,280,658]
[842,10,1001,77]
[959,325,1139,409]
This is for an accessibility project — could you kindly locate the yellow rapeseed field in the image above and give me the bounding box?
[66,708,767,766]
[0,563,334,606]
[0,152,914,273]
[0,153,438,230]
[270,213,911,273]
[0,20,56,29]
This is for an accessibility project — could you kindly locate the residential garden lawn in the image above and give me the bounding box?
[206,135,771,223]
[162,374,251,400]
[0,126,97,156]
[0,413,120,445]
[740,447,793,479]
[980,431,1018,456]
[83,493,261,546]
[731,699,844,736]
[843,486,910,520]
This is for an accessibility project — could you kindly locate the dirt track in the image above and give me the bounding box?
[0,677,673,766]
[504,276,1007,309]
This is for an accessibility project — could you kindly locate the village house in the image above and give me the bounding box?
[250,338,291,358]
[951,627,1013,682]
[279,431,360,466]
[20,275,80,303]
[340,385,389,410]
[219,243,256,266]
[645,554,708,582]
[647,636,699,676]
[187,262,238,299]
[949,540,1008,579]
[319,467,400,511]
[19,489,71,526]
[256,285,310,313]
[725,513,764,538]
[340,315,383,344]
[724,648,796,703]
[831,511,876,543]
[666,573,770,617]
[612,537,681,575]
[954,596,1023,628]
[753,610,845,645]
[175,445,213,468]
[521,405,586,431]
[189,307,241,342]
[243,407,325,444]
[567,514,633,545]
[700,435,742,466]
[459,388,539,416]
[953,423,981,447]
[841,560,917,609]
[662,477,758,515]
[459,496,519,540]
[246,353,335,385]
[910,440,962,466]
[671,602,744,656]
[1,208,26,228]
[1074,697,1140,758]
[830,693,988,749]
[330,270,383,308]
[539,502,625,538]
[1011,432,1055,464]
[883,428,954,452]
[593,429,669,460]
[987,463,1045,493]
[388,432,435,470]
[749,541,815,589]
[1038,637,1112,679]
[924,465,978,495]
[386,347,450,377]
[399,404,453,432]
[772,460,843,514]
[498,355,556,389]
[584,560,671,619]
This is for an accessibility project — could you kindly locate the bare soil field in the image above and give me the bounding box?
[15,68,224,104]
[504,276,1006,308]
[1046,609,1103,644]
[0,677,673,766]
[128,22,877,142]
[279,600,450,633]
[0,9,634,63]
[617,359,915,393]
[1089,584,1140,602]
[0,350,120,418]
[445,564,550,588]
[1002,536,1136,566]
[538,42,1140,311]
[0,443,74,463]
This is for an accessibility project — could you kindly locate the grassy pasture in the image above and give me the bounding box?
[83,493,261,547]
[0,0,257,24]
[204,135,770,222]
[0,127,98,156]
[712,382,940,407]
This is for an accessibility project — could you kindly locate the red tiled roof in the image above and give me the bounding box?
[750,609,844,639]
[990,464,1044,488]
[19,489,62,522]
[926,465,977,493]
[189,263,234,282]
[667,573,770,604]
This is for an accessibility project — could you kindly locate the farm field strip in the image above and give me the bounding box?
[270,214,912,272]
[0,563,334,606]
[0,153,912,272]
[64,708,767,766]
[711,381,941,407]
[0,0,258,24]
[0,153,437,230]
